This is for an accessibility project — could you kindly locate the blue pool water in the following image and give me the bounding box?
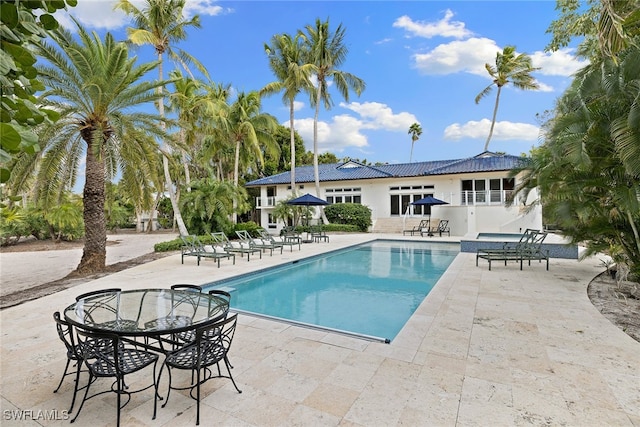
[476,232,524,241]
[204,240,459,342]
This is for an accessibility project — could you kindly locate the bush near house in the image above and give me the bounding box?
[324,203,371,232]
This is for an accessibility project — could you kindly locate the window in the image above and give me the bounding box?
[461,178,515,205]
[389,185,435,216]
[325,187,361,205]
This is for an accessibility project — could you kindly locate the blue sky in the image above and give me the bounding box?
[60,0,587,165]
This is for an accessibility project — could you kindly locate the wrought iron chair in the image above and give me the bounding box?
[159,313,242,425]
[75,288,139,331]
[70,328,159,427]
[170,284,204,345]
[52,312,83,413]
[75,288,122,301]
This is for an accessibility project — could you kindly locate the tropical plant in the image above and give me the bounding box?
[475,46,540,151]
[213,91,279,223]
[546,0,640,61]
[408,122,422,162]
[272,195,309,227]
[178,176,242,236]
[300,18,366,221]
[263,32,314,191]
[44,197,84,241]
[513,42,640,277]
[0,206,29,246]
[19,21,167,273]
[115,0,210,237]
[0,0,75,187]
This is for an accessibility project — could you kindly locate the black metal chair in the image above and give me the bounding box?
[75,288,122,301]
[169,284,204,345]
[52,312,83,413]
[159,313,242,425]
[75,288,140,331]
[70,328,159,427]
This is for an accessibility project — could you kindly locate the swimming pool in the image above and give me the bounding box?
[476,232,524,240]
[204,240,459,342]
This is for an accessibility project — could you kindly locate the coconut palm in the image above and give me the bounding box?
[300,18,365,221]
[475,46,540,151]
[408,122,422,162]
[27,21,166,273]
[214,91,279,223]
[262,33,314,193]
[115,0,209,237]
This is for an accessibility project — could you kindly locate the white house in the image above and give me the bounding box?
[245,152,542,236]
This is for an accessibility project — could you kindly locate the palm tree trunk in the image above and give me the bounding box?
[484,86,502,152]
[289,101,296,193]
[180,128,191,191]
[77,144,107,273]
[157,54,188,236]
[410,141,415,162]
[232,139,241,224]
[313,88,328,224]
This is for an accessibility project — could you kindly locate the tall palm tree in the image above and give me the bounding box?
[408,122,422,162]
[115,0,209,236]
[214,91,279,223]
[262,33,314,193]
[475,46,540,151]
[29,21,166,273]
[300,18,365,221]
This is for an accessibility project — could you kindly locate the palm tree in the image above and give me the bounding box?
[408,122,422,162]
[115,0,209,237]
[300,18,365,221]
[214,91,279,223]
[513,44,640,276]
[475,46,540,151]
[29,22,166,273]
[262,33,314,193]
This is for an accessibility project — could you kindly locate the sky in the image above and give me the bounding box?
[58,0,587,166]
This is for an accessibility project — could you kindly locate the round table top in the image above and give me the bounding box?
[64,288,228,336]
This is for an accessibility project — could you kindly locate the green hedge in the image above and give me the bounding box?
[324,203,372,232]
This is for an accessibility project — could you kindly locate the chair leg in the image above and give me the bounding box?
[69,362,83,413]
[224,357,242,394]
[159,365,172,408]
[116,378,122,427]
[53,359,71,393]
[70,373,94,424]
[196,367,201,426]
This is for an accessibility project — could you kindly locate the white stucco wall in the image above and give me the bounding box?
[252,171,542,235]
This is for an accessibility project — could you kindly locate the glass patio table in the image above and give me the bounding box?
[64,288,229,351]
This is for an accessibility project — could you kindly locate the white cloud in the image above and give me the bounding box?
[535,80,555,92]
[374,38,393,45]
[393,10,472,39]
[292,102,418,153]
[339,102,418,132]
[60,0,226,30]
[444,119,539,141]
[183,0,227,18]
[531,48,588,76]
[412,37,500,76]
[57,1,130,29]
[294,117,368,153]
[293,101,304,112]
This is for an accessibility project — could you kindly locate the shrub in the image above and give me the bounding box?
[324,203,372,232]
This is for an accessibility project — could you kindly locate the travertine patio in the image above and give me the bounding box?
[1,234,638,426]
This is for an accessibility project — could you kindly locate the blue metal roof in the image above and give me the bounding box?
[245,152,527,187]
